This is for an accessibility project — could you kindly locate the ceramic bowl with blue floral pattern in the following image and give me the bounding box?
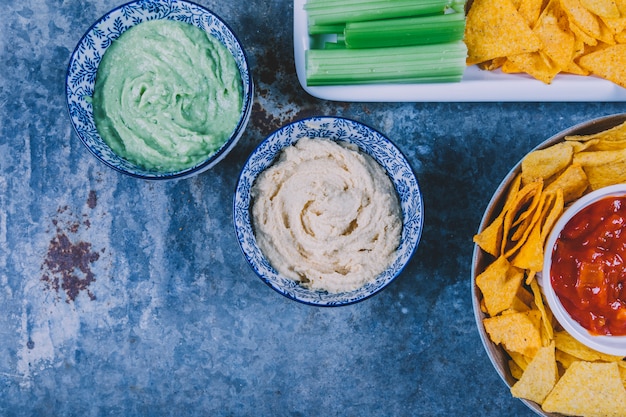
[65,0,253,179]
[234,117,423,306]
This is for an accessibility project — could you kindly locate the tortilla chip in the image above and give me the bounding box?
[511,209,545,271]
[565,120,626,143]
[574,147,626,189]
[615,0,626,15]
[512,294,532,312]
[501,58,524,73]
[511,342,558,404]
[503,181,544,258]
[476,256,525,316]
[484,310,543,357]
[506,51,561,83]
[543,163,589,203]
[474,175,523,256]
[564,59,591,75]
[579,43,626,87]
[542,361,626,416]
[474,216,505,257]
[534,0,578,70]
[540,189,564,243]
[580,0,621,18]
[518,0,547,25]
[478,57,508,70]
[562,0,604,38]
[521,142,574,185]
[509,350,533,371]
[509,359,525,380]
[530,279,555,342]
[518,284,536,306]
[555,349,580,369]
[602,16,626,35]
[554,331,625,362]
[570,19,600,45]
[465,0,543,65]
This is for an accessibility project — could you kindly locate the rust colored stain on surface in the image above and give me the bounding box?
[41,233,99,302]
[87,189,97,209]
[41,192,101,303]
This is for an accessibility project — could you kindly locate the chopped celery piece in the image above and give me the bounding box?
[304,0,454,26]
[308,24,345,35]
[344,13,465,48]
[305,41,467,86]
[324,41,347,49]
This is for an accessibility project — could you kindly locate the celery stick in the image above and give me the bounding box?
[323,41,347,49]
[305,41,467,86]
[308,24,345,35]
[304,0,454,26]
[344,13,465,49]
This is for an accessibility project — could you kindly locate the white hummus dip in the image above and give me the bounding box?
[251,137,402,293]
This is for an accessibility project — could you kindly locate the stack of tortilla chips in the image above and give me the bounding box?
[465,0,626,87]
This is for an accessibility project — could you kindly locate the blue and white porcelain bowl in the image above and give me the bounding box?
[65,0,253,180]
[234,117,423,306]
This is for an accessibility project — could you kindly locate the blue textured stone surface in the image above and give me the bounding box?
[1,0,625,416]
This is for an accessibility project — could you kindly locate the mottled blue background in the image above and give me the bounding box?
[1,0,625,416]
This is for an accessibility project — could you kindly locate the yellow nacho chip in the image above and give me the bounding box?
[509,350,532,371]
[539,188,564,244]
[473,175,523,256]
[465,0,543,65]
[530,279,555,342]
[580,0,621,18]
[562,0,604,39]
[503,181,544,258]
[573,147,626,189]
[578,43,626,87]
[521,142,574,185]
[565,120,626,143]
[506,51,562,84]
[510,205,545,271]
[543,163,589,203]
[484,310,543,357]
[518,0,547,25]
[509,359,525,379]
[476,256,525,316]
[554,331,625,362]
[517,284,535,307]
[535,0,578,71]
[542,361,626,416]
[511,342,558,404]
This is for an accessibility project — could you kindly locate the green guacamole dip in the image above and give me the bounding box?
[93,19,243,172]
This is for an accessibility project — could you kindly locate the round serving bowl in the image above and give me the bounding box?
[472,113,626,416]
[234,116,423,306]
[543,183,626,356]
[65,0,253,180]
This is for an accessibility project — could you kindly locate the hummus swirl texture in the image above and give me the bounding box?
[93,19,243,171]
[251,138,402,293]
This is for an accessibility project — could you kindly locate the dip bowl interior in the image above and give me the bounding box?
[65,0,253,180]
[233,116,423,306]
[542,183,626,356]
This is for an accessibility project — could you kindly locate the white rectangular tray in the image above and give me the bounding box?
[293,0,626,102]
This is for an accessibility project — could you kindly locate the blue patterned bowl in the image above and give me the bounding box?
[234,117,423,306]
[65,0,253,180]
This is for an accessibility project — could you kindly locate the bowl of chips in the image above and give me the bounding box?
[472,113,626,417]
[542,183,626,357]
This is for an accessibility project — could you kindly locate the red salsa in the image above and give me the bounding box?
[551,195,626,336]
